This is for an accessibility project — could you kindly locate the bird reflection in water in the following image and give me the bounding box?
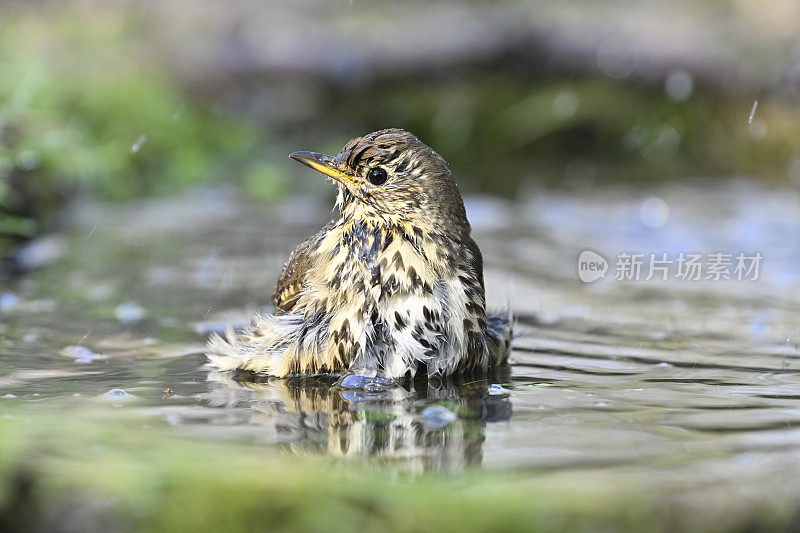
[201,368,512,473]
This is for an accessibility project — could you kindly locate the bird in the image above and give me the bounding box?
[206,128,512,379]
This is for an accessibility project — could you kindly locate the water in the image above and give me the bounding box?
[1,182,800,496]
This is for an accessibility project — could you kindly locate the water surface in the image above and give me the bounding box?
[2,182,799,502]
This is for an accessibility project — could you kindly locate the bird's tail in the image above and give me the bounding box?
[485,308,514,366]
[206,312,318,377]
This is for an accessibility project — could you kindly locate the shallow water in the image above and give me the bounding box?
[2,181,800,497]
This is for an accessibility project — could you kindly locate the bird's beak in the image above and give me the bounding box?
[289,151,359,186]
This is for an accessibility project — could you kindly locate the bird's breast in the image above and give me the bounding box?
[301,221,461,314]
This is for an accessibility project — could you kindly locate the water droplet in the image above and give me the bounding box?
[70,346,94,358]
[106,389,128,398]
[622,124,644,151]
[640,197,670,228]
[15,236,67,270]
[115,301,145,324]
[748,100,759,124]
[553,90,579,118]
[665,70,694,102]
[61,345,103,363]
[596,37,635,79]
[363,381,385,393]
[131,135,147,153]
[0,292,20,313]
[422,405,457,428]
[337,374,393,390]
[2,393,17,399]
[15,150,40,171]
[338,374,371,389]
[488,384,508,396]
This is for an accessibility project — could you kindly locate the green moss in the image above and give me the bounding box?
[0,409,654,532]
[1,406,797,532]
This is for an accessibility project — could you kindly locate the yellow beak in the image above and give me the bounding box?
[289,151,359,187]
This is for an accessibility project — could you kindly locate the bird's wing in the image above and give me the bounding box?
[272,222,335,313]
[465,235,485,292]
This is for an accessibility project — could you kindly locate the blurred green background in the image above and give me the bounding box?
[3,3,800,531]
[2,0,800,264]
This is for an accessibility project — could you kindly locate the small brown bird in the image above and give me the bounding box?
[207,129,512,378]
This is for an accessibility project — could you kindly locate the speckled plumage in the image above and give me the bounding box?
[207,129,512,378]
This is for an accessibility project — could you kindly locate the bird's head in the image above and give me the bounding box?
[290,129,469,237]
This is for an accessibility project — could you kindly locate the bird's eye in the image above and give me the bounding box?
[367,167,388,186]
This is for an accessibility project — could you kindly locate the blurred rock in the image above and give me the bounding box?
[134,0,800,96]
